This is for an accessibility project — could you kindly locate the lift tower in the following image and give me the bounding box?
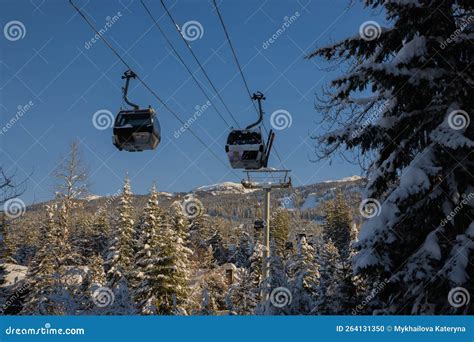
[242,169,291,300]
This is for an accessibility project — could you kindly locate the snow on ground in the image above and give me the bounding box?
[1,264,27,287]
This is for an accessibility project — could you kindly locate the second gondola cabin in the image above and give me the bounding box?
[226,127,266,169]
[225,92,275,170]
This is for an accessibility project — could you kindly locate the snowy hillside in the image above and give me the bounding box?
[193,182,257,195]
[323,175,364,183]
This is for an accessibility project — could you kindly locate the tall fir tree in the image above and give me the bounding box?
[23,205,77,315]
[133,185,165,314]
[227,242,263,314]
[233,232,254,268]
[272,210,291,258]
[147,195,193,314]
[312,238,341,314]
[322,192,354,260]
[285,236,320,315]
[308,0,473,314]
[104,178,135,314]
[90,211,111,257]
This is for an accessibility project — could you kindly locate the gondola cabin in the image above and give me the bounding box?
[112,108,161,152]
[112,70,161,152]
[225,128,266,169]
[225,91,275,170]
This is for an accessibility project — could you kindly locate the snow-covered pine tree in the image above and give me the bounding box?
[233,232,254,268]
[132,185,164,314]
[151,204,193,315]
[188,208,214,253]
[312,237,341,314]
[78,253,107,314]
[170,201,188,242]
[322,191,354,260]
[285,236,319,315]
[71,215,94,260]
[321,192,359,313]
[104,178,135,314]
[90,211,111,257]
[272,210,291,258]
[208,231,228,265]
[197,245,228,315]
[22,205,77,315]
[257,246,290,315]
[201,244,215,270]
[308,0,473,314]
[88,253,107,289]
[227,242,263,314]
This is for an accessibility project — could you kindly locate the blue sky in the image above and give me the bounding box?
[0,0,384,203]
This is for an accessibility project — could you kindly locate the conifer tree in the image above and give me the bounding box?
[132,185,164,314]
[233,232,254,268]
[104,178,135,314]
[272,210,291,258]
[90,211,111,257]
[227,242,263,314]
[322,192,353,260]
[170,201,188,242]
[72,215,94,260]
[197,245,228,315]
[312,238,341,314]
[146,194,194,315]
[23,205,76,315]
[286,236,319,315]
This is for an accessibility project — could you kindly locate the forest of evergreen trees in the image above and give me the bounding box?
[0,143,363,315]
